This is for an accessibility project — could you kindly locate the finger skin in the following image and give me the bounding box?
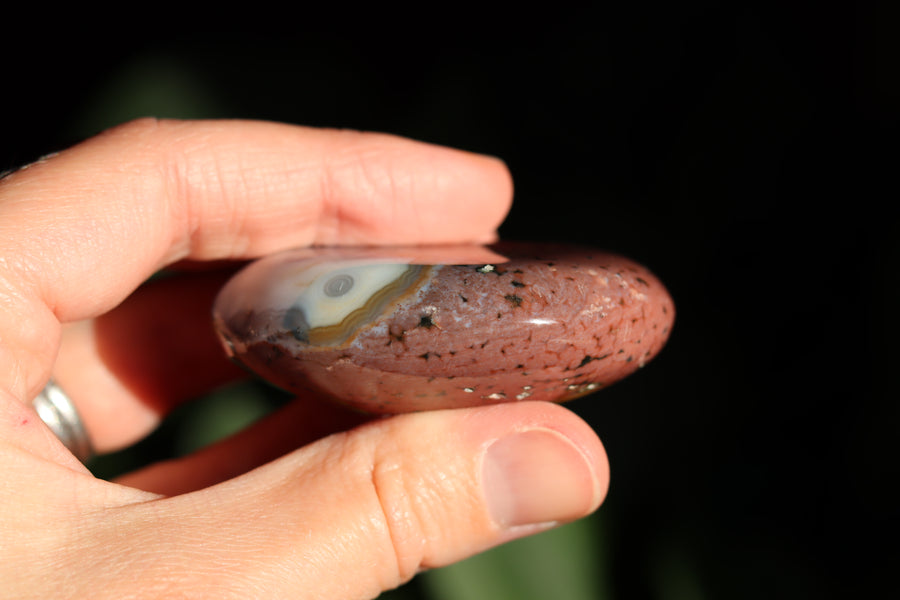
[115,391,371,495]
[3,402,607,600]
[0,119,512,450]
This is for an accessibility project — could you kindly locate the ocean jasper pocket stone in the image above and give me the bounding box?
[213,242,674,413]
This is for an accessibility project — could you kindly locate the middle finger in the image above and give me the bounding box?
[54,270,246,452]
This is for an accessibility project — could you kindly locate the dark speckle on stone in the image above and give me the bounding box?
[511,280,525,288]
[578,353,611,368]
[504,294,523,307]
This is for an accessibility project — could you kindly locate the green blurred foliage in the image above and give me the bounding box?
[420,518,611,600]
[68,53,231,137]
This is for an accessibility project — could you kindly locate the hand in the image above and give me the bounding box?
[0,119,609,599]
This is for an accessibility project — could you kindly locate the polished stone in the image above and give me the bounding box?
[213,242,675,413]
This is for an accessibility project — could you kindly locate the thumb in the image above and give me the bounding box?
[95,402,608,599]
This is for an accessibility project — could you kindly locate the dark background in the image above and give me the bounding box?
[3,3,897,598]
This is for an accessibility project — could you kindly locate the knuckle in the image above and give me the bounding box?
[367,439,429,585]
[364,424,478,582]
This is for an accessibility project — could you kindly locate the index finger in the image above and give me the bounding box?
[0,119,513,401]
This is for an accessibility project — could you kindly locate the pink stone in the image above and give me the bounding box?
[213,242,674,413]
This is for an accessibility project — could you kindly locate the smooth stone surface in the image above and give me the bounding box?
[213,242,675,413]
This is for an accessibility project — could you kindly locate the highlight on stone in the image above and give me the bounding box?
[213,242,675,413]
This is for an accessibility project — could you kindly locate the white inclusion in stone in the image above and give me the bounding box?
[525,318,557,326]
[294,262,411,329]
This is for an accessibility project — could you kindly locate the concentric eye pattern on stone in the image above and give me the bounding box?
[285,263,429,347]
[324,274,354,297]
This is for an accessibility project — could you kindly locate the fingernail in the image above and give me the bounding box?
[483,429,600,529]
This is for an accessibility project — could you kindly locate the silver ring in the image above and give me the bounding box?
[32,379,93,463]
